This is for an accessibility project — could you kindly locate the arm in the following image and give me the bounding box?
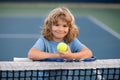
[28,48,60,60]
[71,47,92,59]
[59,47,93,60]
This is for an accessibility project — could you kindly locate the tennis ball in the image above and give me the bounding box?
[57,42,68,52]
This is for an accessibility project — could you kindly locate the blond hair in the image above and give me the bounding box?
[42,7,78,43]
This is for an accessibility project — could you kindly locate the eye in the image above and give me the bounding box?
[55,24,59,26]
[63,25,67,27]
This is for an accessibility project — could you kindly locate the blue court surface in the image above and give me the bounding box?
[0,16,120,61]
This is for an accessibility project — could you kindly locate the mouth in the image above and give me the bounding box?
[56,31,66,34]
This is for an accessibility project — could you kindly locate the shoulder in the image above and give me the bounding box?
[36,36,49,42]
[33,36,49,47]
[72,38,85,47]
[69,38,85,52]
[33,36,50,51]
[70,38,81,44]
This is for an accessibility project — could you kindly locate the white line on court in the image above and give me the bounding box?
[0,34,40,38]
[88,16,120,40]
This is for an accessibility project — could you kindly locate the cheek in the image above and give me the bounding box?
[65,28,69,33]
[52,26,57,31]
[51,26,55,32]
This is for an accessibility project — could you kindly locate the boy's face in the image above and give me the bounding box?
[52,18,69,42]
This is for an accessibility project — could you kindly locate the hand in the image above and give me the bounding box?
[58,46,72,59]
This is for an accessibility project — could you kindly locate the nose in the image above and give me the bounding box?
[59,26,64,31]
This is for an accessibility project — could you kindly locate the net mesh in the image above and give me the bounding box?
[0,59,120,80]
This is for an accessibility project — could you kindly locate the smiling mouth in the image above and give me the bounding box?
[57,31,66,34]
[58,32,64,34]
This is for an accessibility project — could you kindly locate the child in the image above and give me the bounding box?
[28,7,92,62]
[28,7,93,80]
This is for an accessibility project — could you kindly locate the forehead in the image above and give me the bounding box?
[56,18,67,25]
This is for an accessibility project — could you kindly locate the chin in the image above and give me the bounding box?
[58,36,65,38]
[56,36,64,39]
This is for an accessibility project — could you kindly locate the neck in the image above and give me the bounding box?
[52,38,63,42]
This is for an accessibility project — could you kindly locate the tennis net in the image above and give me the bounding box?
[0,59,120,80]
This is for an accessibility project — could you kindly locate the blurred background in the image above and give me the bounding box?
[0,0,120,61]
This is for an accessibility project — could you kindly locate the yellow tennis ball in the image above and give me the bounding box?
[57,42,68,52]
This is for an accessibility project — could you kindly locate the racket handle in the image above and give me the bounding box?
[65,56,96,62]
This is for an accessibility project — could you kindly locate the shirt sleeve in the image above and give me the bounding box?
[69,38,85,53]
[33,38,45,51]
